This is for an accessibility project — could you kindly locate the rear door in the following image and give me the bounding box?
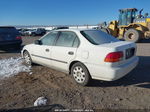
[51,31,80,72]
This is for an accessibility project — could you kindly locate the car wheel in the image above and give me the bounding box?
[23,51,32,66]
[71,62,91,86]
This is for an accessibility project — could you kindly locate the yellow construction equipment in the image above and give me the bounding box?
[99,8,150,42]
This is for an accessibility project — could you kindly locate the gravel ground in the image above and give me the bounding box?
[0,36,150,110]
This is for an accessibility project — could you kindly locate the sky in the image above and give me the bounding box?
[0,0,149,26]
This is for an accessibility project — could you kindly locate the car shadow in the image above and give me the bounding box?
[0,104,65,112]
[90,56,150,89]
[0,49,21,53]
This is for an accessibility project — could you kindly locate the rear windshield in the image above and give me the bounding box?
[0,27,19,34]
[80,30,119,45]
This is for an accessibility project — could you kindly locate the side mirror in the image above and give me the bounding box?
[34,40,42,45]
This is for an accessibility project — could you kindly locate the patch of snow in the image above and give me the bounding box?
[0,57,31,79]
[34,97,48,106]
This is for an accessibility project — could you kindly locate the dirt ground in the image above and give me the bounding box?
[0,36,150,110]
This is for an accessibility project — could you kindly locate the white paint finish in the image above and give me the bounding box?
[86,57,139,81]
[81,51,89,59]
[22,29,139,81]
[51,46,77,71]
[31,45,52,66]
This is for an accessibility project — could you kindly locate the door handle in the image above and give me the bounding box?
[68,51,74,55]
[45,49,49,52]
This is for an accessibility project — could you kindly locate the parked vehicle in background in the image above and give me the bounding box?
[0,26,22,50]
[22,29,138,86]
[45,29,52,33]
[25,28,46,36]
[17,28,22,32]
[18,28,30,36]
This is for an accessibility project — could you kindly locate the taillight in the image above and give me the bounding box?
[16,36,22,40]
[104,51,123,62]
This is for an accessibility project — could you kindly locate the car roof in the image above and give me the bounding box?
[54,28,97,32]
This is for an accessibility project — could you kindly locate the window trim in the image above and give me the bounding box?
[72,35,80,48]
[80,30,119,45]
[80,31,98,45]
[54,31,80,48]
[39,31,60,46]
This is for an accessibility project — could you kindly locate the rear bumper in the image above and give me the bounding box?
[86,57,139,81]
[0,40,22,48]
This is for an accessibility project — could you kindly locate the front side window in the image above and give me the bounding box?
[56,31,78,47]
[80,30,119,45]
[40,31,58,46]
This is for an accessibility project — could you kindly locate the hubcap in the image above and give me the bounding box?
[128,33,135,40]
[73,66,86,83]
[24,52,31,65]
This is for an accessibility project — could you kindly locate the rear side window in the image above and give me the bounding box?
[73,37,80,47]
[80,30,119,45]
[0,27,19,34]
[56,31,78,47]
[40,31,58,46]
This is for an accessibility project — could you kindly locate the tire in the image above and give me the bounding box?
[71,62,91,86]
[23,51,32,66]
[124,29,141,43]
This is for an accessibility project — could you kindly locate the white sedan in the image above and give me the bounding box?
[22,29,139,86]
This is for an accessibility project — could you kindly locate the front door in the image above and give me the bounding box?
[31,31,59,66]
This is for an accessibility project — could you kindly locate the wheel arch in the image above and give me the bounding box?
[126,23,145,32]
[69,60,89,75]
[22,49,32,59]
[23,49,28,53]
[21,49,27,57]
[22,49,29,56]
